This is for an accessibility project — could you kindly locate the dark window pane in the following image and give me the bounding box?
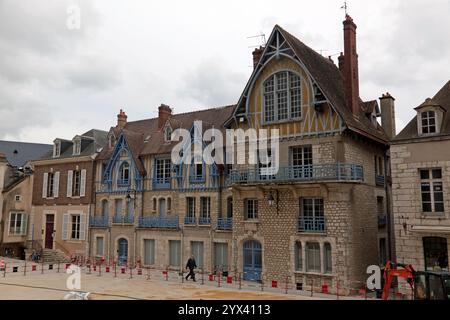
[429,126,436,133]
[435,203,445,212]
[421,183,431,192]
[422,193,431,202]
[423,203,432,212]
[434,191,444,202]
[432,169,442,179]
[420,170,430,180]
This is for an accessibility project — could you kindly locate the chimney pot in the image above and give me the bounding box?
[379,93,396,140]
[158,104,172,129]
[117,109,127,129]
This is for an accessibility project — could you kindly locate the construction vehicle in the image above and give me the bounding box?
[382,261,450,300]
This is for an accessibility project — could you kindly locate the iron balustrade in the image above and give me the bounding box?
[217,218,233,231]
[138,216,179,229]
[226,164,364,185]
[112,215,134,225]
[152,178,171,190]
[298,216,326,233]
[89,216,109,228]
[184,216,197,225]
[198,217,212,225]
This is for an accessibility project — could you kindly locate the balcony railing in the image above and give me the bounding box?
[89,215,109,228]
[217,218,233,231]
[298,216,326,233]
[112,215,134,225]
[376,175,385,187]
[138,216,179,229]
[198,217,212,225]
[184,216,197,225]
[152,177,171,190]
[226,164,364,185]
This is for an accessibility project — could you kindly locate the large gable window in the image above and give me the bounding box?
[421,111,436,135]
[263,71,302,123]
[118,162,130,186]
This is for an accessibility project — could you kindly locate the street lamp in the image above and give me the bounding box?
[267,190,279,214]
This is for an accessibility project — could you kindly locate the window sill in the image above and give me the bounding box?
[244,220,260,223]
[420,213,446,219]
[294,271,334,277]
[262,117,303,126]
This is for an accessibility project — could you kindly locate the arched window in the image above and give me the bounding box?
[152,198,157,212]
[295,242,302,271]
[101,199,109,217]
[263,71,302,123]
[164,126,172,142]
[324,243,332,274]
[167,198,172,212]
[118,162,130,185]
[306,242,321,273]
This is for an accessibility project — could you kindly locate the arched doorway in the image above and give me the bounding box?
[243,240,262,281]
[118,238,128,266]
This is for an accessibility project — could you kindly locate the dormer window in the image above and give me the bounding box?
[118,162,130,186]
[263,71,302,123]
[421,111,436,135]
[73,139,81,155]
[164,126,172,142]
[53,141,61,158]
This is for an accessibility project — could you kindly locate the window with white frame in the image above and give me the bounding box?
[43,171,59,199]
[144,239,155,265]
[191,241,204,268]
[72,170,81,197]
[96,237,104,256]
[420,169,444,213]
[9,212,28,235]
[119,162,130,185]
[291,146,313,178]
[263,71,302,123]
[71,215,81,240]
[421,111,437,135]
[73,139,81,155]
[244,199,258,220]
[169,240,181,267]
[191,163,204,182]
[306,242,321,273]
[186,197,196,218]
[15,195,22,202]
[200,197,211,219]
[164,126,172,142]
[155,159,171,184]
[47,172,55,198]
[53,141,61,157]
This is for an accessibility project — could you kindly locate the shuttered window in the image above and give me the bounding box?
[144,239,155,265]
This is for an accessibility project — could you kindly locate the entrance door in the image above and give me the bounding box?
[118,238,128,266]
[243,240,262,281]
[45,215,55,249]
[159,199,166,217]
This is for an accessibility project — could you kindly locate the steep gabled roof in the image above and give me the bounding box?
[228,25,389,144]
[395,80,450,141]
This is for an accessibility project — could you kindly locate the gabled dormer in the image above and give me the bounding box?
[415,98,445,136]
[163,123,173,143]
[72,136,81,156]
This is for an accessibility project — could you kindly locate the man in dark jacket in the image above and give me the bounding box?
[185,255,197,282]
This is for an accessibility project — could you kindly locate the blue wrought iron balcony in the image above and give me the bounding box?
[198,217,212,225]
[138,216,179,229]
[376,175,385,187]
[89,215,109,228]
[226,164,364,185]
[217,218,233,231]
[117,179,130,187]
[112,215,134,225]
[152,178,171,190]
[298,216,326,233]
[184,216,197,225]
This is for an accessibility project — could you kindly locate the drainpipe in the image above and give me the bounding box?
[384,152,393,262]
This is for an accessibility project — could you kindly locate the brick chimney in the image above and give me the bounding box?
[158,104,172,129]
[379,93,396,140]
[117,109,127,129]
[338,52,345,73]
[342,15,360,116]
[252,46,264,69]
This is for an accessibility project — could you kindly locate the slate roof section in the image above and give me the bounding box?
[0,140,52,167]
[394,80,450,141]
[38,129,108,160]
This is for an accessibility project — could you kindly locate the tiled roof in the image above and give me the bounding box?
[394,80,450,141]
[276,26,389,144]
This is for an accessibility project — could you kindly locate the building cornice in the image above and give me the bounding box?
[391,134,450,145]
[31,155,95,166]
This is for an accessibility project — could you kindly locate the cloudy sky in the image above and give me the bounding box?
[1,0,449,143]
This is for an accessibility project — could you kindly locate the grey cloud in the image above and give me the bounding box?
[178,57,247,107]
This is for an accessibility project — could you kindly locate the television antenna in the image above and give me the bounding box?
[341,1,348,16]
[247,33,266,48]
